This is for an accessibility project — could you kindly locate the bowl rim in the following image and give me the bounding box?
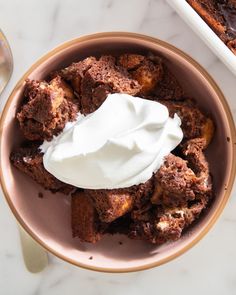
[0,32,235,273]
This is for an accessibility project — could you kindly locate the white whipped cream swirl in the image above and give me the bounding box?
[41,93,183,189]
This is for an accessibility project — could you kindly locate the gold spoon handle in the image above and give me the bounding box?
[0,30,13,94]
[18,225,48,273]
[0,109,48,273]
[0,31,47,273]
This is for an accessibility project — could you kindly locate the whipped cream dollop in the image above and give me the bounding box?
[41,93,183,189]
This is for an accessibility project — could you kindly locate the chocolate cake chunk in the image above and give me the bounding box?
[118,53,163,95]
[17,77,78,141]
[132,177,155,208]
[10,145,73,194]
[153,64,184,100]
[201,117,214,147]
[87,178,154,224]
[131,59,163,95]
[151,154,198,207]
[160,100,214,143]
[49,75,77,103]
[60,56,96,94]
[131,203,153,222]
[130,177,155,222]
[129,195,208,244]
[80,55,141,114]
[152,152,212,207]
[118,53,183,99]
[181,138,209,174]
[71,190,105,243]
[181,138,212,195]
[187,0,236,54]
[118,54,145,70]
[87,188,134,223]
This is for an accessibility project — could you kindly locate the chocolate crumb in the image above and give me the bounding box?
[89,256,93,260]
[38,192,44,198]
[227,137,230,142]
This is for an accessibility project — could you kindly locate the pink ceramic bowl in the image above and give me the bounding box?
[0,32,235,272]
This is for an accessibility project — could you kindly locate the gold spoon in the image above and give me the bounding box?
[0,30,48,273]
[18,225,48,273]
[0,30,13,94]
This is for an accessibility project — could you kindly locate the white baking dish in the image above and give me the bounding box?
[167,0,236,76]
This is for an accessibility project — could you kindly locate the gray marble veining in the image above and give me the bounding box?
[0,0,235,294]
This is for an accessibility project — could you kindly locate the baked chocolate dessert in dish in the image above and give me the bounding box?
[10,52,215,245]
[187,0,236,55]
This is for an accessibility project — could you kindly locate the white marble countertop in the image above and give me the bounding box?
[0,0,235,294]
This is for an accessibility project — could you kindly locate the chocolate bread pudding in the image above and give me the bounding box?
[10,52,215,245]
[187,0,236,54]
[17,77,79,141]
